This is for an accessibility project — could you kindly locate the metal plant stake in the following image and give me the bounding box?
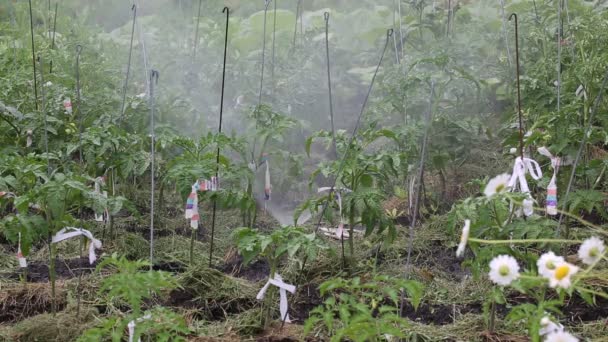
[118,5,137,123]
[323,12,344,268]
[148,70,159,269]
[209,6,230,268]
[28,0,38,110]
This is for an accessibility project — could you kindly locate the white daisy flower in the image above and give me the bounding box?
[509,147,517,154]
[540,316,563,336]
[537,252,565,279]
[549,262,579,289]
[44,81,53,87]
[456,219,471,257]
[577,236,605,265]
[484,173,511,197]
[488,255,520,286]
[544,330,578,342]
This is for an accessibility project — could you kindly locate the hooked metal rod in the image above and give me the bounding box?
[118,5,137,123]
[149,70,159,269]
[509,13,525,160]
[209,7,230,268]
[28,0,38,110]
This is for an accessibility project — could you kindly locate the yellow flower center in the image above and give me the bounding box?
[589,247,599,258]
[546,261,556,270]
[554,265,570,280]
[499,265,510,277]
[495,184,505,193]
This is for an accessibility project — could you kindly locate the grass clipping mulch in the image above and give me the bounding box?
[0,282,66,323]
[7,304,97,342]
[170,265,259,322]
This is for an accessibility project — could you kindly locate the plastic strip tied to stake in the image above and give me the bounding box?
[538,147,561,216]
[185,177,219,230]
[507,156,542,217]
[51,227,102,264]
[256,273,296,323]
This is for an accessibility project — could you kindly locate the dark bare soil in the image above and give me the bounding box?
[220,257,270,282]
[6,257,97,282]
[289,283,323,323]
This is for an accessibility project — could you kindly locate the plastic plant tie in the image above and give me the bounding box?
[538,147,561,215]
[51,227,102,264]
[185,180,200,230]
[127,313,152,342]
[17,232,27,268]
[185,178,219,230]
[63,97,72,114]
[256,273,295,323]
[507,156,542,217]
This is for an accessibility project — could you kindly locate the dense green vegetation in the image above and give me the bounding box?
[1,0,607,341]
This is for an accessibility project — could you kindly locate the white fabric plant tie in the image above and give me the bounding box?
[508,156,543,217]
[17,232,27,268]
[538,147,561,215]
[26,129,33,148]
[127,313,152,342]
[318,187,351,238]
[256,273,296,323]
[575,84,587,100]
[94,177,107,222]
[51,227,102,264]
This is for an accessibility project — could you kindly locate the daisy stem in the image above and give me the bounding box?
[468,238,580,245]
[492,201,503,228]
[518,274,542,280]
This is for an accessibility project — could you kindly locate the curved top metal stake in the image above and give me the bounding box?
[193,0,203,61]
[75,45,83,164]
[323,11,337,159]
[508,13,524,160]
[256,0,272,110]
[117,4,137,123]
[28,0,38,110]
[148,68,159,269]
[292,0,302,51]
[209,5,231,268]
[49,2,58,74]
[387,28,394,40]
